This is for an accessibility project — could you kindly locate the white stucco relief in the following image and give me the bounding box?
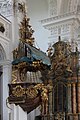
[49,0,57,17]
[0,0,13,17]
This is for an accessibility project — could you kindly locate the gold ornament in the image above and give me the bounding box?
[12,85,25,97]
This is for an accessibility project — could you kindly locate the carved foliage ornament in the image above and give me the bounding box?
[12,85,25,97]
[0,0,12,16]
[11,83,51,100]
[26,85,38,98]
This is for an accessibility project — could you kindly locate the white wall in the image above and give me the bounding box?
[27,0,49,52]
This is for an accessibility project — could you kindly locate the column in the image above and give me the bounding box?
[78,55,80,119]
[52,88,54,120]
[67,84,72,113]
[72,83,78,120]
[48,89,53,120]
[72,83,76,113]
[77,83,80,112]
[67,83,73,120]
[48,90,53,114]
[77,83,80,119]
[1,64,12,120]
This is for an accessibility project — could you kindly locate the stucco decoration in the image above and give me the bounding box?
[49,0,75,16]
[0,0,12,17]
[49,0,57,16]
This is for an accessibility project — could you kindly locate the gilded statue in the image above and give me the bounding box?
[41,87,48,115]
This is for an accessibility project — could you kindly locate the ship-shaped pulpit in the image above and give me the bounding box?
[8,12,51,116]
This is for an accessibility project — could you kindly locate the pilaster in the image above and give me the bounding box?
[1,63,12,120]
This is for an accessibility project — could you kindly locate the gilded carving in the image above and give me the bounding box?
[12,85,25,97]
[11,70,18,84]
[26,85,38,98]
[48,37,72,81]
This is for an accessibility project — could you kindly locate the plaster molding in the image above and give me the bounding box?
[41,12,80,35]
[41,11,80,47]
[41,12,78,26]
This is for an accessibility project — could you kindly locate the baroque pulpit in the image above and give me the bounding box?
[7,3,80,120]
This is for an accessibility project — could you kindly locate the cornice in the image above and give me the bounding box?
[41,12,79,28]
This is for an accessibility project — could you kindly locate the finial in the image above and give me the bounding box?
[76,47,78,52]
[58,36,61,41]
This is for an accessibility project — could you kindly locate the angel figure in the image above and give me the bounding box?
[41,87,48,115]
